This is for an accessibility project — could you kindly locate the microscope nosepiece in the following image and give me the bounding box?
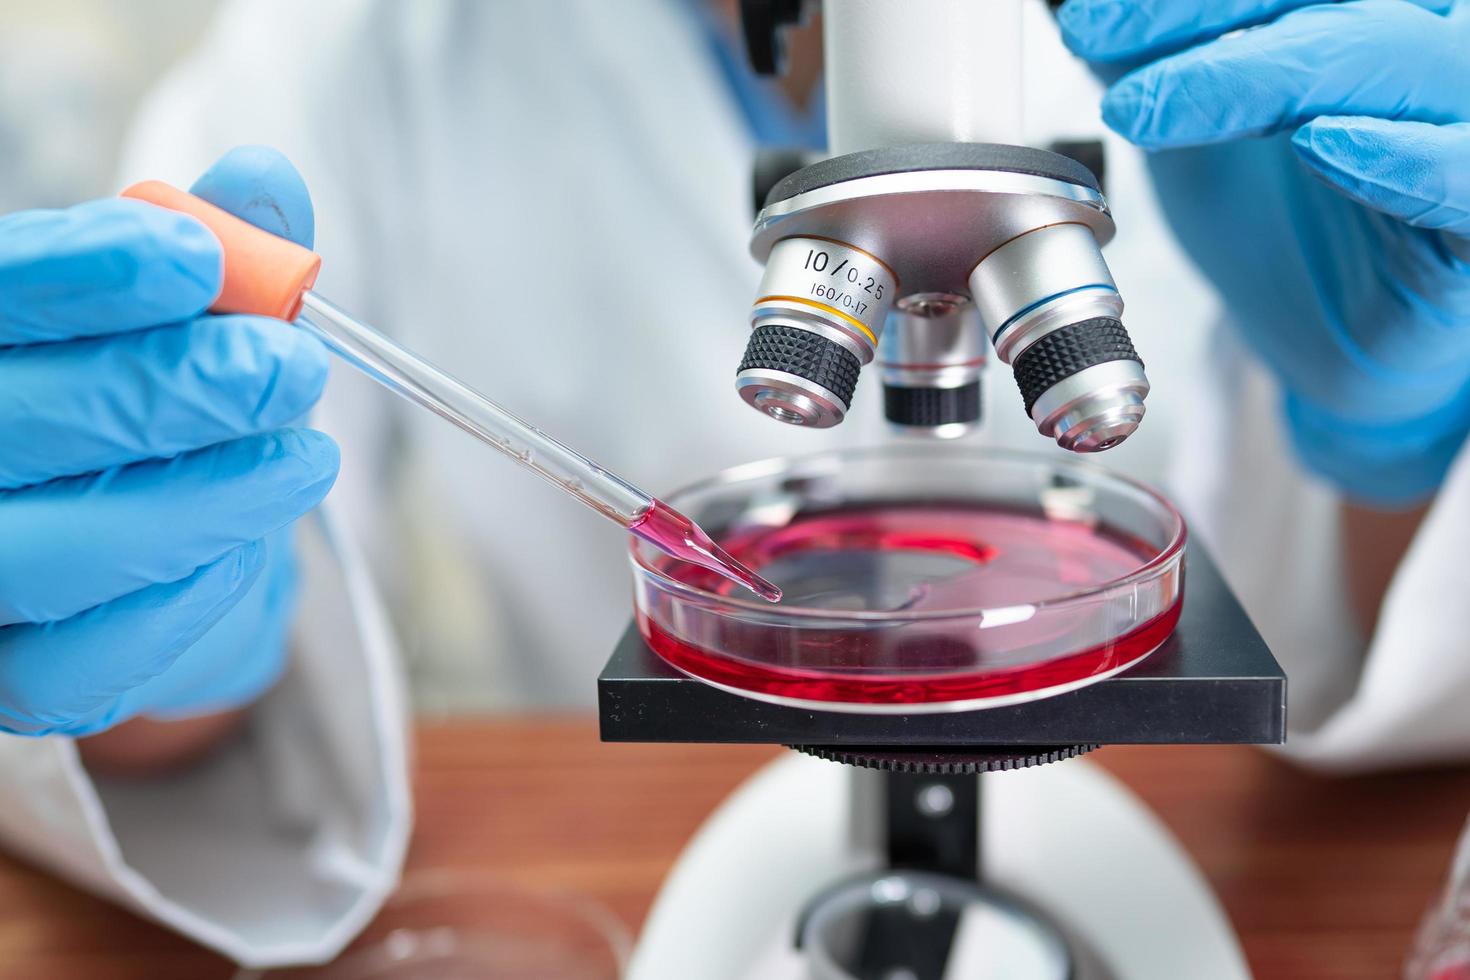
[737,237,897,428]
[970,223,1148,452]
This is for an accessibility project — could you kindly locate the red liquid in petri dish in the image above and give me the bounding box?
[629,499,781,602]
[637,504,1182,708]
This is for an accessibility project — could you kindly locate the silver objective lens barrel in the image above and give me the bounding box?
[878,293,986,438]
[737,236,898,428]
[737,1,1145,450]
[742,143,1150,452]
[969,223,1147,453]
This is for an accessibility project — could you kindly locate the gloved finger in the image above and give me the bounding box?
[189,144,316,249]
[0,145,314,348]
[121,528,299,719]
[1058,0,1453,64]
[0,199,221,345]
[0,428,338,627]
[1100,1,1470,150]
[1291,117,1470,238]
[0,541,265,737]
[0,314,328,489]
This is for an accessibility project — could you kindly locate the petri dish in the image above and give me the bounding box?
[629,446,1185,713]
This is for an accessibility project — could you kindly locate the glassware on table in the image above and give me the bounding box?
[1409,814,1470,980]
[234,873,630,980]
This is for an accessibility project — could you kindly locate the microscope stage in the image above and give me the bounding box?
[598,535,1285,748]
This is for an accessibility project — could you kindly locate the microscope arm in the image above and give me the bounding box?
[823,0,1025,154]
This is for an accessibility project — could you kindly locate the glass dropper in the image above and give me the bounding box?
[295,292,781,602]
[118,179,781,603]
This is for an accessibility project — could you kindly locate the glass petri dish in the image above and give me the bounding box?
[234,873,631,980]
[629,446,1185,713]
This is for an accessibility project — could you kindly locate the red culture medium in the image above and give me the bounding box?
[629,499,782,602]
[637,504,1182,707]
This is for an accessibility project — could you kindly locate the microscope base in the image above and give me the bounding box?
[626,752,1250,980]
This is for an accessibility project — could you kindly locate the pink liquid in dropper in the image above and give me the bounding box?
[630,500,783,603]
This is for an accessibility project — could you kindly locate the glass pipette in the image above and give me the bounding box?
[120,180,781,602]
[296,292,781,601]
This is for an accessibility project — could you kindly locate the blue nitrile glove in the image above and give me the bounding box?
[0,146,337,736]
[1058,0,1470,504]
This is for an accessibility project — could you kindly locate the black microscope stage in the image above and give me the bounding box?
[599,536,1286,748]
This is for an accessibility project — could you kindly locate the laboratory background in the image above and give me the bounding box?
[2,0,1470,978]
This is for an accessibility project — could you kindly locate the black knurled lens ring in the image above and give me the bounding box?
[1012,318,1141,415]
[738,324,862,409]
[883,381,982,428]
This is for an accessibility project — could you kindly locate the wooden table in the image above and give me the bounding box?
[2,718,1469,979]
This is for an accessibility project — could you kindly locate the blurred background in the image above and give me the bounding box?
[0,1,216,211]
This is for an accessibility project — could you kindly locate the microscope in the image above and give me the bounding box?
[734,0,1146,452]
[600,2,1285,976]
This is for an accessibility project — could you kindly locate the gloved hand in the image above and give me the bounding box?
[0,146,337,736]
[1058,0,1470,504]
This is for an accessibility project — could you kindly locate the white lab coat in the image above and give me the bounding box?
[3,0,1468,965]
